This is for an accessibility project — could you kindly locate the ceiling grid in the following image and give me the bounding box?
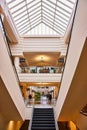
[6,0,77,36]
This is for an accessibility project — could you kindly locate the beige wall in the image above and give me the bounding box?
[0,29,26,120]
[55,0,87,121]
[76,114,87,130]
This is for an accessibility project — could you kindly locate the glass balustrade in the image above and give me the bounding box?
[18,66,64,74]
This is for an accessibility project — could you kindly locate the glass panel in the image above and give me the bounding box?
[6,0,13,3]
[56,10,69,21]
[14,11,27,21]
[15,15,28,25]
[29,6,41,15]
[57,2,72,13]
[19,24,30,33]
[59,0,74,8]
[9,0,24,9]
[30,22,41,31]
[55,14,68,25]
[43,12,54,22]
[30,10,41,19]
[31,16,41,25]
[27,0,41,9]
[26,0,35,3]
[16,19,29,28]
[44,0,56,9]
[28,2,41,13]
[19,25,31,34]
[43,19,58,33]
[30,14,41,22]
[8,0,24,8]
[10,2,25,13]
[67,0,76,3]
[43,19,53,27]
[43,7,54,16]
[54,22,66,32]
[43,14,53,24]
[55,18,67,28]
[12,6,26,17]
[17,23,30,31]
[48,0,56,4]
[31,18,41,27]
[43,2,55,12]
[56,7,70,17]
[43,20,64,35]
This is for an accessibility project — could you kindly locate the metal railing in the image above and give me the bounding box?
[18,66,64,74]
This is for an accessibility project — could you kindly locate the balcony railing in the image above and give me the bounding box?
[18,66,64,74]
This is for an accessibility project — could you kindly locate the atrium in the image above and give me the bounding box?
[0,0,87,130]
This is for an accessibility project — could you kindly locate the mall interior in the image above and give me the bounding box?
[0,0,87,130]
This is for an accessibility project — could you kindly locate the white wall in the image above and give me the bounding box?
[18,73,62,82]
[10,38,67,56]
[0,29,26,119]
[55,0,87,120]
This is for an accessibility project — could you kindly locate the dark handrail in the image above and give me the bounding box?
[0,15,20,84]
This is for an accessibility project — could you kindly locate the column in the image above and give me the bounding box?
[14,57,21,73]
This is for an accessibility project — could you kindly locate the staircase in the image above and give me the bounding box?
[30,108,57,130]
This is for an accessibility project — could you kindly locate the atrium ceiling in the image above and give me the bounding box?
[6,0,77,36]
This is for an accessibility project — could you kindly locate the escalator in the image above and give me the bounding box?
[30,108,58,130]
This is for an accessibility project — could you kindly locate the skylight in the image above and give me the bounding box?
[6,0,77,36]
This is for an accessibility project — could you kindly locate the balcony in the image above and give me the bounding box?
[17,66,63,82]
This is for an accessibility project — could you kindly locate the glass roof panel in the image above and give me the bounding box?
[43,19,64,35]
[28,2,41,13]
[16,19,29,28]
[56,11,69,21]
[30,14,41,22]
[29,7,41,15]
[42,7,54,16]
[8,0,24,8]
[31,18,41,26]
[14,11,27,21]
[18,23,30,32]
[48,0,56,4]
[10,2,25,13]
[57,2,72,13]
[44,0,56,9]
[68,0,76,3]
[30,12,41,20]
[15,15,28,24]
[56,7,70,17]
[6,0,12,3]
[12,6,27,17]
[6,0,77,36]
[43,12,54,21]
[55,15,68,25]
[59,0,74,8]
[42,2,55,12]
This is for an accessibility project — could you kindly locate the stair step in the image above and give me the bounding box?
[33,113,54,115]
[32,124,55,127]
[33,116,54,119]
[32,121,55,124]
[32,118,55,121]
[31,127,56,130]
[31,108,56,130]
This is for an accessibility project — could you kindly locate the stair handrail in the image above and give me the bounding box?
[53,107,59,130]
[28,106,34,130]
